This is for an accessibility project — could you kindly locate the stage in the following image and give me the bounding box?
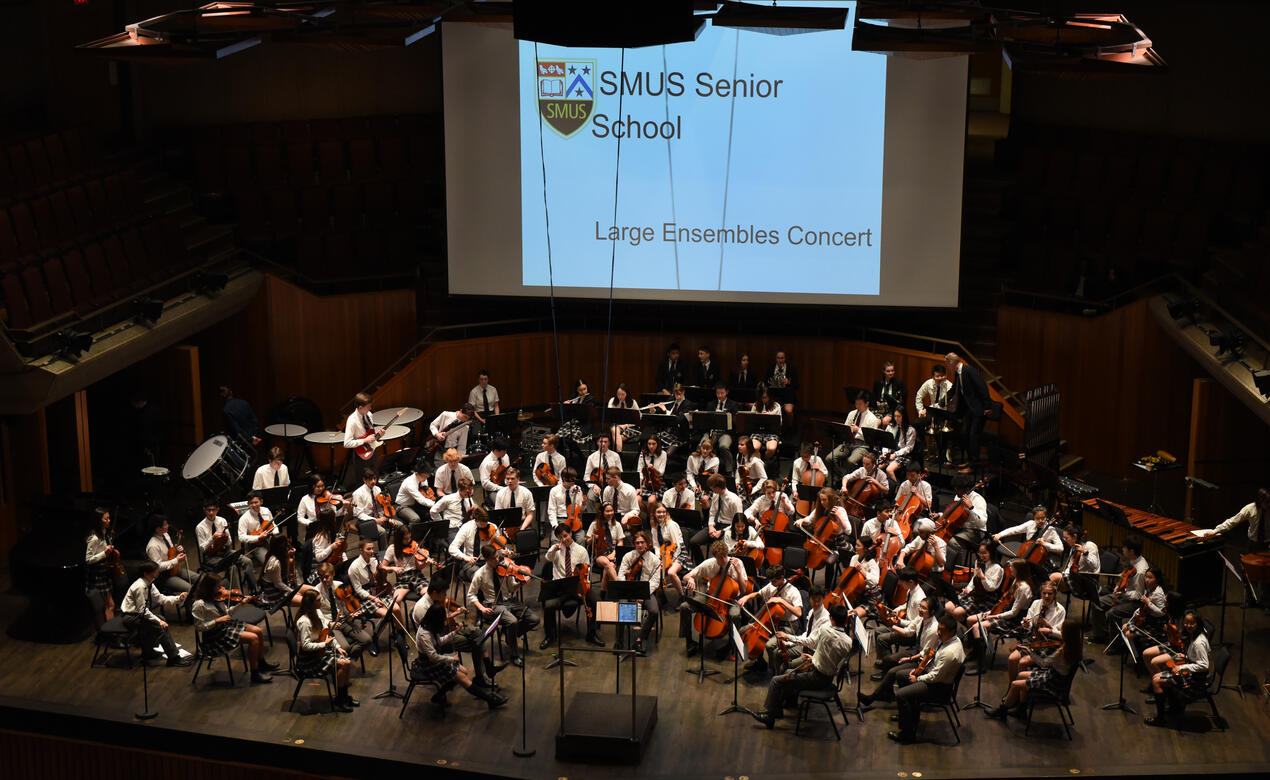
[1,571,1268,780]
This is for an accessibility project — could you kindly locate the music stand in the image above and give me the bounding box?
[606,580,650,654]
[1101,624,1138,714]
[604,408,641,428]
[719,622,758,718]
[489,507,523,532]
[670,508,705,532]
[761,530,804,556]
[540,575,581,671]
[731,387,757,405]
[528,485,553,538]
[558,403,594,428]
[640,413,678,436]
[817,420,854,445]
[259,485,290,514]
[681,593,723,684]
[735,412,781,439]
[766,386,791,406]
[690,412,731,435]
[795,482,822,505]
[481,411,519,437]
[682,385,714,406]
[861,427,897,453]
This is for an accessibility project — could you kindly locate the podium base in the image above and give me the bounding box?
[556,692,657,764]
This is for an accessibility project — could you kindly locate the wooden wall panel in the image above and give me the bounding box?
[1187,378,1270,525]
[995,299,1203,479]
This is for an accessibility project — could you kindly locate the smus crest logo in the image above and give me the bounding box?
[537,59,596,138]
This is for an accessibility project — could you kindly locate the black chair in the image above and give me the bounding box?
[89,591,136,669]
[285,628,337,712]
[1198,645,1232,731]
[782,546,808,581]
[918,665,965,744]
[1024,667,1077,739]
[191,627,250,687]
[513,528,540,569]
[399,649,454,720]
[357,520,382,550]
[794,657,852,740]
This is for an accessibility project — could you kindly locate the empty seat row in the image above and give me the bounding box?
[191,114,440,148]
[195,134,442,194]
[0,127,103,203]
[294,227,421,282]
[0,169,146,266]
[234,177,440,245]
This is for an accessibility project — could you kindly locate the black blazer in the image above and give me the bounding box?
[702,397,738,415]
[693,361,720,388]
[655,359,685,392]
[766,363,798,390]
[871,378,907,410]
[953,364,991,417]
[730,367,758,390]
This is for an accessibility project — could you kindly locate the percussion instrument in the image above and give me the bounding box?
[380,424,411,442]
[1241,552,1270,584]
[304,430,345,472]
[181,435,252,496]
[371,406,424,427]
[264,423,308,439]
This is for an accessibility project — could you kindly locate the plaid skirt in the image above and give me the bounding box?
[1026,665,1066,698]
[957,590,998,616]
[397,569,427,592]
[996,617,1028,639]
[87,562,113,598]
[259,582,290,611]
[202,620,246,656]
[296,647,338,678]
[410,655,459,687]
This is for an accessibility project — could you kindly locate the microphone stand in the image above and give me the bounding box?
[512,631,535,757]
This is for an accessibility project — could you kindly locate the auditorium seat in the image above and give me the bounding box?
[299,186,329,230]
[41,257,75,316]
[60,249,101,311]
[317,140,346,185]
[330,183,360,229]
[267,189,299,239]
[66,185,95,235]
[100,234,131,288]
[286,143,315,187]
[255,144,285,188]
[2,272,32,330]
[18,265,54,326]
[224,146,254,191]
[6,144,35,195]
[348,138,376,182]
[378,136,406,174]
[235,190,268,243]
[81,242,116,301]
[23,139,53,186]
[363,179,394,225]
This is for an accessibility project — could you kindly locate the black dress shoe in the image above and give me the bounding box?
[333,700,354,713]
[889,714,900,722]
[751,710,775,729]
[258,659,280,672]
[857,693,874,706]
[345,694,360,707]
[887,730,914,743]
[509,656,524,668]
[250,671,273,684]
[686,643,701,657]
[586,634,605,647]
[540,637,555,651]
[870,672,885,682]
[367,645,379,658]
[166,656,193,667]
[1144,716,1174,729]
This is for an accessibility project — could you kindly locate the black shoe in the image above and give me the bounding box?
[887,730,914,744]
[985,706,1008,720]
[258,659,280,672]
[485,659,507,677]
[333,700,354,713]
[166,656,193,667]
[870,672,885,682]
[1144,716,1174,729]
[250,671,273,684]
[430,689,449,705]
[751,710,775,729]
[858,693,874,706]
[367,645,379,658]
[586,634,605,647]
[345,694,360,707]
[889,714,900,722]
[540,637,555,651]
[1144,696,1156,705]
[686,643,700,657]
[509,656,524,668]
[633,640,647,656]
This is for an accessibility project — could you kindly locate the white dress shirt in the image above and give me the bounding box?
[121,577,180,624]
[352,483,387,524]
[704,490,745,529]
[685,454,720,489]
[433,462,474,496]
[396,473,436,510]
[661,485,696,510]
[532,451,567,487]
[429,410,472,455]
[548,483,586,526]
[544,541,591,580]
[894,479,933,508]
[479,452,510,495]
[145,533,181,573]
[238,506,277,546]
[196,516,232,555]
[790,455,829,486]
[618,549,662,589]
[601,481,640,521]
[252,462,291,490]
[431,491,474,529]
[467,383,500,413]
[915,377,953,414]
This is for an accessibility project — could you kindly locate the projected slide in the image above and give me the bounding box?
[518,23,886,295]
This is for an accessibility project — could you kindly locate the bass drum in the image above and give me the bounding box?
[182,435,253,497]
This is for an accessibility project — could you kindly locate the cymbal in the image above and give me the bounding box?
[304,431,344,445]
[380,424,412,442]
[372,406,424,426]
[265,423,308,438]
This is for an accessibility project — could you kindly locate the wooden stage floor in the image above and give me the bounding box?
[2,581,1269,780]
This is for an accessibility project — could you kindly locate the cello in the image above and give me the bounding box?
[759,478,793,532]
[691,566,741,642]
[801,487,842,571]
[795,442,826,517]
[894,468,929,540]
[932,476,989,542]
[738,597,791,659]
[826,565,868,608]
[843,468,883,520]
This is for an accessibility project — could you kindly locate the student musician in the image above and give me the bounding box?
[415,604,508,709]
[794,487,852,564]
[298,477,344,542]
[842,451,889,502]
[347,540,395,628]
[121,562,190,665]
[449,505,496,584]
[766,350,798,418]
[314,562,372,661]
[1091,535,1150,642]
[894,461,932,512]
[945,542,1004,622]
[660,473,697,512]
[306,505,347,584]
[881,407,918,485]
[696,383,738,474]
[724,512,764,559]
[888,615,964,743]
[479,439,511,500]
[259,534,304,611]
[532,435,567,488]
[749,385,782,459]
[252,446,291,492]
[831,392,879,472]
[410,577,504,690]
[993,505,1064,571]
[735,436,768,498]
[791,442,830,488]
[1002,581,1066,680]
[1143,609,1210,728]
[587,502,626,593]
[683,540,750,656]
[548,468,587,544]
[875,568,926,657]
[859,597,940,705]
[196,500,257,592]
[932,475,988,554]
[468,544,542,667]
[746,479,796,527]
[871,361,907,425]
[467,369,500,423]
[342,392,383,490]
[431,477,477,547]
[655,342,684,394]
[914,363,952,421]
[1050,524,1100,596]
[768,585,828,677]
[145,516,190,594]
[294,589,356,712]
[584,434,620,499]
[565,379,595,407]
[966,558,1034,672]
[396,461,436,525]
[428,403,476,465]
[730,352,758,390]
[600,467,641,529]
[617,532,663,655]
[649,502,690,595]
[1124,568,1169,658]
[636,435,668,513]
[858,502,902,549]
[606,383,640,452]
[653,384,694,456]
[434,448,474,497]
[849,538,883,606]
[542,524,603,647]
[751,604,853,729]
[191,573,276,684]
[85,508,121,625]
[897,518,947,574]
[382,524,429,594]
[691,474,745,559]
[493,468,536,534]
[693,345,719,388]
[685,438,720,493]
[352,468,396,549]
[238,491,278,572]
[985,618,1083,721]
[736,564,803,676]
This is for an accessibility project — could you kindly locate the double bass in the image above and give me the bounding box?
[795,442,826,517]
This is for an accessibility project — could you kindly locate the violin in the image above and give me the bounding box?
[642,461,663,494]
[334,583,361,614]
[166,530,184,561]
[104,530,124,578]
[593,518,612,558]
[795,442,825,516]
[661,537,679,574]
[208,526,230,556]
[496,553,537,583]
[326,533,347,565]
[565,496,584,533]
[315,489,345,507]
[217,586,256,604]
[402,541,436,569]
[443,597,470,629]
[535,460,559,487]
[480,522,510,554]
[575,563,593,618]
[375,491,397,519]
[491,462,509,486]
[913,645,937,675]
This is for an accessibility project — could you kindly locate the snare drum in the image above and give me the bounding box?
[182,435,252,497]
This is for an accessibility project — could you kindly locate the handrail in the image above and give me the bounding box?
[1000,273,1176,314]
[861,327,1026,415]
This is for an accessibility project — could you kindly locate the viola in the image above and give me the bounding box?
[625,556,643,581]
[913,645,937,675]
[642,463,663,494]
[315,489,344,507]
[208,526,230,556]
[692,566,740,640]
[535,460,559,487]
[565,498,584,533]
[1166,622,1184,651]
[932,477,989,542]
[375,491,397,519]
[575,563,593,618]
[826,565,868,609]
[661,538,679,574]
[795,442,825,517]
[491,463,509,486]
[167,530,184,561]
[496,554,536,583]
[443,597,470,629]
[402,541,435,569]
[334,583,361,614]
[988,584,1015,616]
[104,531,124,578]
[876,601,906,627]
[593,519,612,558]
[589,466,605,485]
[738,463,754,498]
[326,533,348,565]
[479,523,509,554]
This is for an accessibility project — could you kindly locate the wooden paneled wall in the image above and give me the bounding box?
[995,299,1204,479]
[1186,378,1270,523]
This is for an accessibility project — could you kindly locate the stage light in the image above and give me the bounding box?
[1167,297,1200,321]
[1253,369,1270,399]
[192,269,229,296]
[132,296,165,324]
[712,2,849,36]
[1209,329,1244,358]
[55,329,94,360]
